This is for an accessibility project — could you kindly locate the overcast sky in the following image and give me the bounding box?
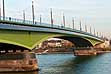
[0,0,111,38]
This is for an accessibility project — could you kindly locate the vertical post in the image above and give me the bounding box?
[94,28,96,35]
[97,32,98,37]
[0,7,1,16]
[80,21,82,31]
[3,0,5,20]
[32,0,35,24]
[85,25,87,32]
[90,26,92,34]
[23,10,25,23]
[72,17,74,29]
[0,7,1,20]
[102,33,104,38]
[50,8,53,27]
[69,24,70,29]
[40,15,41,25]
[99,32,101,37]
[63,13,65,28]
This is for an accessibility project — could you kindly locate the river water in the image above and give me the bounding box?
[1,53,111,74]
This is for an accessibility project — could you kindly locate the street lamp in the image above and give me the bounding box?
[63,13,65,28]
[23,10,25,23]
[50,8,53,27]
[94,28,96,35]
[72,17,74,29]
[85,25,87,32]
[3,0,5,20]
[90,26,92,34]
[80,21,82,31]
[40,15,41,25]
[32,0,35,24]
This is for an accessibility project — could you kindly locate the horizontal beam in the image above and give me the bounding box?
[0,21,103,42]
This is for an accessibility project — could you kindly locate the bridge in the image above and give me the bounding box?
[0,16,104,51]
[0,0,107,72]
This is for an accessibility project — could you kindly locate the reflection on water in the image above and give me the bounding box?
[39,55,96,74]
[0,53,111,74]
[38,53,111,74]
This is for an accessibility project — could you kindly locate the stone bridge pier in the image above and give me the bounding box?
[94,41,110,48]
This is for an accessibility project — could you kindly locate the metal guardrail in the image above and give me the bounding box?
[0,16,103,40]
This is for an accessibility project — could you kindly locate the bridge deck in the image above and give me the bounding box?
[0,16,104,50]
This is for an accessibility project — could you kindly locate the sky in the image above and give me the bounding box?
[0,0,111,38]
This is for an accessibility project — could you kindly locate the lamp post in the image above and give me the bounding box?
[50,8,53,27]
[90,26,92,34]
[3,0,5,20]
[97,32,98,36]
[72,17,74,29]
[40,15,41,25]
[80,21,82,31]
[94,28,96,35]
[23,10,25,23]
[85,25,87,32]
[63,13,65,28]
[32,0,35,24]
[0,7,1,16]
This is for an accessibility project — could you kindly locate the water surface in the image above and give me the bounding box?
[1,53,111,74]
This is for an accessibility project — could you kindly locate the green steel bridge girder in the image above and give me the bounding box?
[0,29,103,50]
[83,37,103,46]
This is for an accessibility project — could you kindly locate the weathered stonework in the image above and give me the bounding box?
[0,51,38,72]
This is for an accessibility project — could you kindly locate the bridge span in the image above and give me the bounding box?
[0,16,104,50]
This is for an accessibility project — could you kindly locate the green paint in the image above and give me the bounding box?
[83,37,103,46]
[0,30,62,50]
[0,17,104,50]
[0,29,103,50]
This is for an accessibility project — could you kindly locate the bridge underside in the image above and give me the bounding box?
[55,36,93,47]
[0,43,29,51]
[0,29,62,50]
[0,29,103,50]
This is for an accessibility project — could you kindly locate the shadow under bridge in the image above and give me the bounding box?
[54,36,93,47]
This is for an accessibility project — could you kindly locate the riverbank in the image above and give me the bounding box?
[36,52,73,55]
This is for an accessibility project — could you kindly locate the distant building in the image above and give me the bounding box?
[34,39,74,53]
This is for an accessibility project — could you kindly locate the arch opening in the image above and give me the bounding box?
[54,36,93,47]
[0,43,30,52]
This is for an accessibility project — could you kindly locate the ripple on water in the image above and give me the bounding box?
[5,53,109,74]
[0,53,111,74]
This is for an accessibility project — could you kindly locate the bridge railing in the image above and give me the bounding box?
[0,16,103,40]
